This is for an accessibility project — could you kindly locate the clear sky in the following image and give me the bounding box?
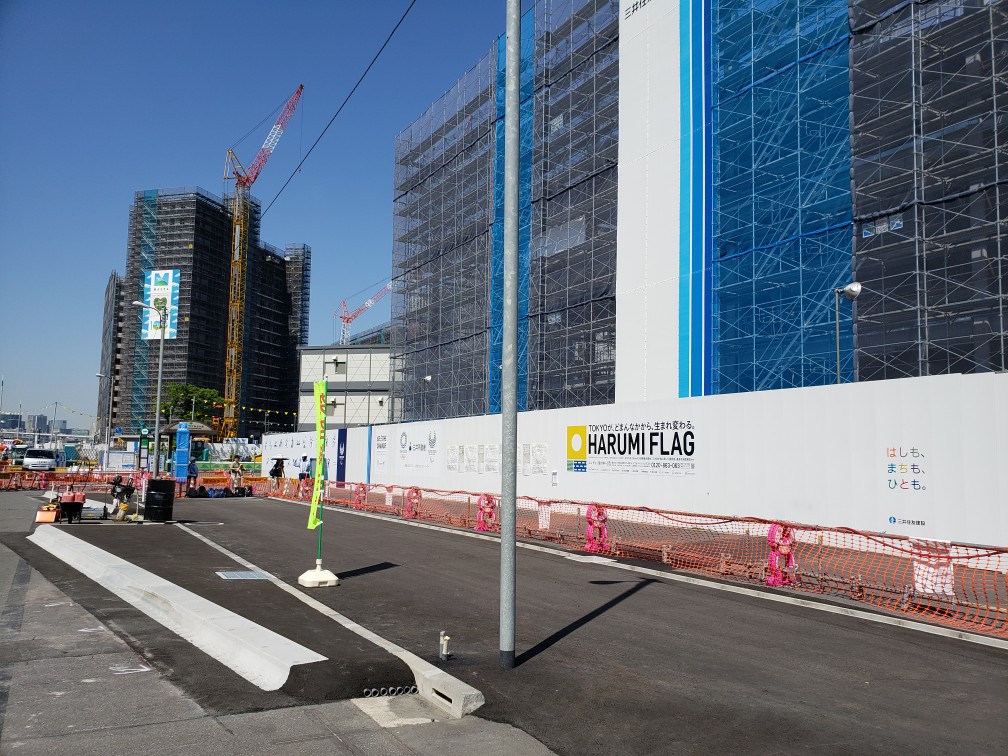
[0,0,518,431]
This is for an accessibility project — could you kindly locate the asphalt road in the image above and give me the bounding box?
[4,490,1007,755]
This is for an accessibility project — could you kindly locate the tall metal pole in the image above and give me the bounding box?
[834,288,841,384]
[97,372,113,469]
[500,0,520,670]
[153,307,166,475]
[106,378,113,456]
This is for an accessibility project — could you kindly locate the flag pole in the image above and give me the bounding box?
[299,379,337,587]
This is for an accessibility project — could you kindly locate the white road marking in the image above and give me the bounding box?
[27,525,327,691]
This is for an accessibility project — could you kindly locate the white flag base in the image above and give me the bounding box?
[298,559,338,588]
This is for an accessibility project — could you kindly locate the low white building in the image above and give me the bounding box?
[297,343,390,431]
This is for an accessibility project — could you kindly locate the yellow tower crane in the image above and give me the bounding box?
[221,84,303,439]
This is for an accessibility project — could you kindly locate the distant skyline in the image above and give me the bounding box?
[0,0,522,430]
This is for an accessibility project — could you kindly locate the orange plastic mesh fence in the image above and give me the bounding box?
[261,480,1008,640]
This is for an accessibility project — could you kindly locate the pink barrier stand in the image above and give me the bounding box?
[584,503,609,553]
[475,493,498,532]
[353,483,368,510]
[765,523,796,586]
[404,486,421,520]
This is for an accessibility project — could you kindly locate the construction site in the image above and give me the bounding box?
[850,0,1008,379]
[391,0,1006,417]
[98,86,310,442]
[99,187,310,441]
[390,0,619,422]
[99,0,1007,439]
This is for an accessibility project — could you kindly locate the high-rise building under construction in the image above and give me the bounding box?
[97,187,310,439]
[389,0,1007,422]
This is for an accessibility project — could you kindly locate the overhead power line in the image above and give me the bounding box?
[262,0,419,217]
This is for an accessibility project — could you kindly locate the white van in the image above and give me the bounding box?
[22,448,58,471]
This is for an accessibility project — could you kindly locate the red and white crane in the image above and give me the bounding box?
[335,281,392,345]
[221,84,303,439]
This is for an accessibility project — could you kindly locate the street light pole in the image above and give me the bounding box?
[96,372,113,469]
[834,282,862,384]
[133,300,167,475]
[500,0,520,671]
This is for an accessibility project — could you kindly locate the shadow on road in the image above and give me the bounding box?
[515,578,657,666]
[338,561,399,580]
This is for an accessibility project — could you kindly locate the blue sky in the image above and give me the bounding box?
[0,0,519,431]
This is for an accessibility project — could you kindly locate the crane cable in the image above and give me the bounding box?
[262,0,419,217]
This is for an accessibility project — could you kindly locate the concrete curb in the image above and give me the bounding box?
[26,524,326,691]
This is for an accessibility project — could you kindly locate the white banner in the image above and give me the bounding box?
[140,269,180,340]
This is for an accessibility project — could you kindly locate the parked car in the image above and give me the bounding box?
[22,448,58,471]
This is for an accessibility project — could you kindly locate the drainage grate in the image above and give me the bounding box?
[216,570,270,580]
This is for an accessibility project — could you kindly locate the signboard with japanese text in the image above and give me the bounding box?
[359,373,1007,546]
[566,420,695,475]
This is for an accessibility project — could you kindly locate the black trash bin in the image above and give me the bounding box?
[144,478,175,522]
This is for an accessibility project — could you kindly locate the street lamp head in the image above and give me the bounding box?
[423,375,432,383]
[840,282,862,301]
[133,300,166,314]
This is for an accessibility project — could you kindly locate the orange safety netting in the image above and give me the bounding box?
[263,480,1008,640]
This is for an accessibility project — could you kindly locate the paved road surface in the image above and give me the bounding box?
[3,490,1006,755]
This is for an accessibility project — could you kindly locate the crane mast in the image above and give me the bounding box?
[221,84,303,439]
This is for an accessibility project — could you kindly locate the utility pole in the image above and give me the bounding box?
[499,0,520,670]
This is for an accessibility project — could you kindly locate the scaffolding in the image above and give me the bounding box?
[285,243,311,346]
[529,0,619,410]
[390,0,619,421]
[391,47,498,422]
[851,0,1008,379]
[711,0,855,393]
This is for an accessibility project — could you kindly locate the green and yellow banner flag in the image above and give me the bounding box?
[307,380,326,529]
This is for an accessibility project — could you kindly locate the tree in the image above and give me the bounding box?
[159,384,225,426]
